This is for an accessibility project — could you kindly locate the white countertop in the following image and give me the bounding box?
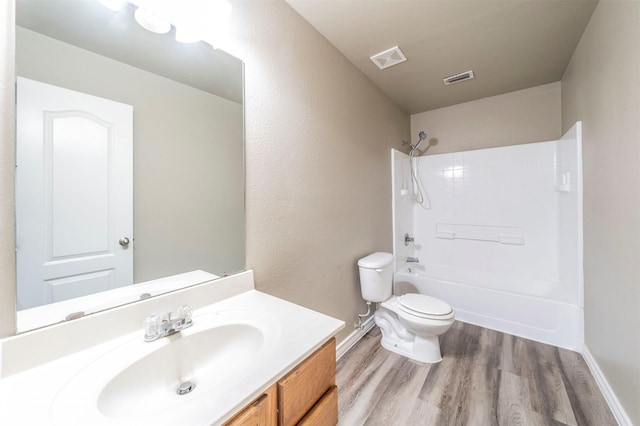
[0,288,344,425]
[17,270,219,333]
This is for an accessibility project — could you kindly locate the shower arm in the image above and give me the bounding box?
[402,131,428,152]
[402,140,421,151]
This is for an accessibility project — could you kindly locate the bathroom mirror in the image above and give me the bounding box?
[14,0,244,332]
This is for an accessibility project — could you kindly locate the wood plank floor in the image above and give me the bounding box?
[336,322,616,426]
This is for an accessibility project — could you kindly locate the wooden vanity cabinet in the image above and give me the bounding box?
[223,384,277,426]
[278,338,337,426]
[297,385,338,426]
[222,338,337,426]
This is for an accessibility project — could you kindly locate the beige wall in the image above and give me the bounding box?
[562,1,640,423]
[410,82,561,154]
[218,0,409,342]
[16,27,245,284]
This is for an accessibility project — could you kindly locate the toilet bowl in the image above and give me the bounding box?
[358,252,454,363]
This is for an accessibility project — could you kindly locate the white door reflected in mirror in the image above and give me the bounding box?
[16,77,134,310]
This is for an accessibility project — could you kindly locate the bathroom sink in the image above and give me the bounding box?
[98,323,263,417]
[50,309,279,425]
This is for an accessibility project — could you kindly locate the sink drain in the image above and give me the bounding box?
[177,381,195,395]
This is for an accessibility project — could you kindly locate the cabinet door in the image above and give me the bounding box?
[298,385,338,426]
[223,384,277,426]
[278,338,336,426]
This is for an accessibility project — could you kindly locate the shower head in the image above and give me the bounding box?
[413,131,428,151]
[403,130,429,154]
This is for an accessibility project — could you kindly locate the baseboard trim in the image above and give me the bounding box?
[336,316,375,361]
[582,344,631,425]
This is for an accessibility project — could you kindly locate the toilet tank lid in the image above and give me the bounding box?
[358,252,393,268]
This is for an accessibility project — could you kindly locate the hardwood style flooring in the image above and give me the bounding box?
[336,322,616,426]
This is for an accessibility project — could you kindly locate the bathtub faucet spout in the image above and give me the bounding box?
[406,256,420,263]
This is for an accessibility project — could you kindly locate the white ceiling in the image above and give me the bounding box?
[285,0,598,114]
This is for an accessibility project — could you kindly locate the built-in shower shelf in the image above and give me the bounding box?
[556,171,572,192]
[435,224,525,245]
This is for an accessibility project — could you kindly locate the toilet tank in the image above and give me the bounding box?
[357,252,394,302]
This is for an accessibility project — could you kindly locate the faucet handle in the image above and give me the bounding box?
[176,305,193,323]
[144,314,162,341]
[404,233,415,246]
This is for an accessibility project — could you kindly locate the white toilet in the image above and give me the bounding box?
[358,252,455,363]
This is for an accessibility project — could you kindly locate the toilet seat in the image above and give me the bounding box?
[397,294,454,320]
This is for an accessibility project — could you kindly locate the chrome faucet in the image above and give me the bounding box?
[144,305,193,342]
[406,256,420,263]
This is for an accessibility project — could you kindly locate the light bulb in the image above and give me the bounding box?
[213,0,232,19]
[175,26,201,44]
[97,0,124,12]
[134,7,171,34]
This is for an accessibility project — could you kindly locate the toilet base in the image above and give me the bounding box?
[380,333,443,363]
[375,309,445,363]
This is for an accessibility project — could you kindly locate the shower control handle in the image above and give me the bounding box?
[404,233,414,246]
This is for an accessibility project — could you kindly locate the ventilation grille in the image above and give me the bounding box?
[443,70,475,85]
[370,46,407,70]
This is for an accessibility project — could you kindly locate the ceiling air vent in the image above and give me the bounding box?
[370,46,407,70]
[443,70,475,85]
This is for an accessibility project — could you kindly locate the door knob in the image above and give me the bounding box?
[119,237,130,248]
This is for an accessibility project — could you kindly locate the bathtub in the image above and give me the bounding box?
[393,270,584,351]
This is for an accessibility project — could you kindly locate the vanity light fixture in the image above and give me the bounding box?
[97,0,233,45]
[97,0,124,12]
[134,7,171,34]
[175,26,201,43]
[172,0,233,44]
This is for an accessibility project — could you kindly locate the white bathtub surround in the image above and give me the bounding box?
[392,122,584,351]
[0,271,344,425]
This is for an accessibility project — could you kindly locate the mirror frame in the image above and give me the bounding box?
[0,1,17,338]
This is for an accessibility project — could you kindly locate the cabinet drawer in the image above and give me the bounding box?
[278,338,336,426]
[298,385,338,426]
[223,384,277,426]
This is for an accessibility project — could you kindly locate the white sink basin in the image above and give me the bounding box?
[98,323,264,418]
[50,309,280,425]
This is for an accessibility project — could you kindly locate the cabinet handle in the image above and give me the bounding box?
[252,393,268,408]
